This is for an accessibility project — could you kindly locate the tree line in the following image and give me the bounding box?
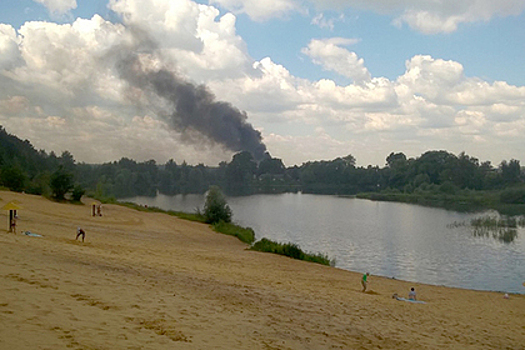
[0,126,523,203]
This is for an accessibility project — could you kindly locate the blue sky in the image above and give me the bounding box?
[0,0,524,166]
[5,1,524,85]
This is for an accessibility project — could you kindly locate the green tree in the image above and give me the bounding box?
[50,166,74,200]
[203,186,232,224]
[500,159,521,185]
[0,165,27,192]
[71,184,85,202]
[226,151,257,195]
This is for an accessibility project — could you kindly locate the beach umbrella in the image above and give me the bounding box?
[2,201,23,232]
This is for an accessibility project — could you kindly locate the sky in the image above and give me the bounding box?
[0,0,524,167]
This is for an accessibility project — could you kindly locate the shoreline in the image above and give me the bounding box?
[1,190,524,349]
[118,194,525,294]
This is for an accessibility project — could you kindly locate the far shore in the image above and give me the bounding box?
[0,190,524,349]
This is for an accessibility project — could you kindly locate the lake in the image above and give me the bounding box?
[123,193,525,294]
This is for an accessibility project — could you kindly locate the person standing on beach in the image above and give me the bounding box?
[10,217,16,234]
[361,272,369,292]
[76,227,86,242]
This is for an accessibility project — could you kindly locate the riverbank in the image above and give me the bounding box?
[1,191,524,349]
[357,190,525,215]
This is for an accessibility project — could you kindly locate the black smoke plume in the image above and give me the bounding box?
[115,40,267,160]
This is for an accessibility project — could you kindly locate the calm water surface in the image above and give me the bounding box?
[124,193,525,294]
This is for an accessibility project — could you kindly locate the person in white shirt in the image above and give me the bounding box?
[408,287,417,300]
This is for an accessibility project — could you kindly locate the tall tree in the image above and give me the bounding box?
[50,166,74,200]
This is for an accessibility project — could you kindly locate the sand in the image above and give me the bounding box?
[0,191,523,350]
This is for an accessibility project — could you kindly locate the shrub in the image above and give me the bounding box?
[203,186,232,224]
[212,221,255,244]
[439,181,458,194]
[500,187,525,204]
[251,238,331,266]
[71,185,85,202]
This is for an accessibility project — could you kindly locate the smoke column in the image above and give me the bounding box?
[115,44,267,160]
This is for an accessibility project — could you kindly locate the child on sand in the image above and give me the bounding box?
[10,218,16,233]
[408,287,417,300]
[361,272,369,292]
[76,227,86,242]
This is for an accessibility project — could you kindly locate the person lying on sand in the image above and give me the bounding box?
[76,227,86,242]
[392,293,426,304]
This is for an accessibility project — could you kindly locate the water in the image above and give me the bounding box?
[123,193,525,294]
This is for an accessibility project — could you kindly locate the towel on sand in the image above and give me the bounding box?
[393,295,426,304]
[23,231,42,237]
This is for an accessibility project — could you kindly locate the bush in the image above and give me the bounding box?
[500,187,525,204]
[251,238,331,266]
[71,185,85,202]
[212,221,255,244]
[439,181,458,194]
[203,186,232,224]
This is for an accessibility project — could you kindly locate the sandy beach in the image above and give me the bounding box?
[0,190,523,350]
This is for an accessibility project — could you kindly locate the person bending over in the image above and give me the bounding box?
[76,227,86,242]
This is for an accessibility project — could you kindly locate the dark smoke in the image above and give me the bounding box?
[115,42,267,160]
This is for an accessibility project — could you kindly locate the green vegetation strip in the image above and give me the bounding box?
[212,221,255,245]
[356,189,525,216]
[250,238,332,266]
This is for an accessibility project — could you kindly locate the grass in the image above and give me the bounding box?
[212,221,255,245]
[250,238,332,266]
[470,215,521,228]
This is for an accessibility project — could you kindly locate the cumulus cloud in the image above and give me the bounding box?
[1,0,524,167]
[207,49,525,164]
[0,25,23,71]
[301,38,370,83]
[32,0,77,15]
[0,0,266,164]
[109,0,252,80]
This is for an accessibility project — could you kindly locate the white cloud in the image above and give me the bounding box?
[1,0,524,167]
[311,13,345,30]
[109,0,252,80]
[209,0,300,21]
[390,0,525,34]
[301,38,370,83]
[264,130,360,165]
[0,25,23,71]
[32,0,77,15]
[211,0,525,33]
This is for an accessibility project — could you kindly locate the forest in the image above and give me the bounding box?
[0,126,524,212]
